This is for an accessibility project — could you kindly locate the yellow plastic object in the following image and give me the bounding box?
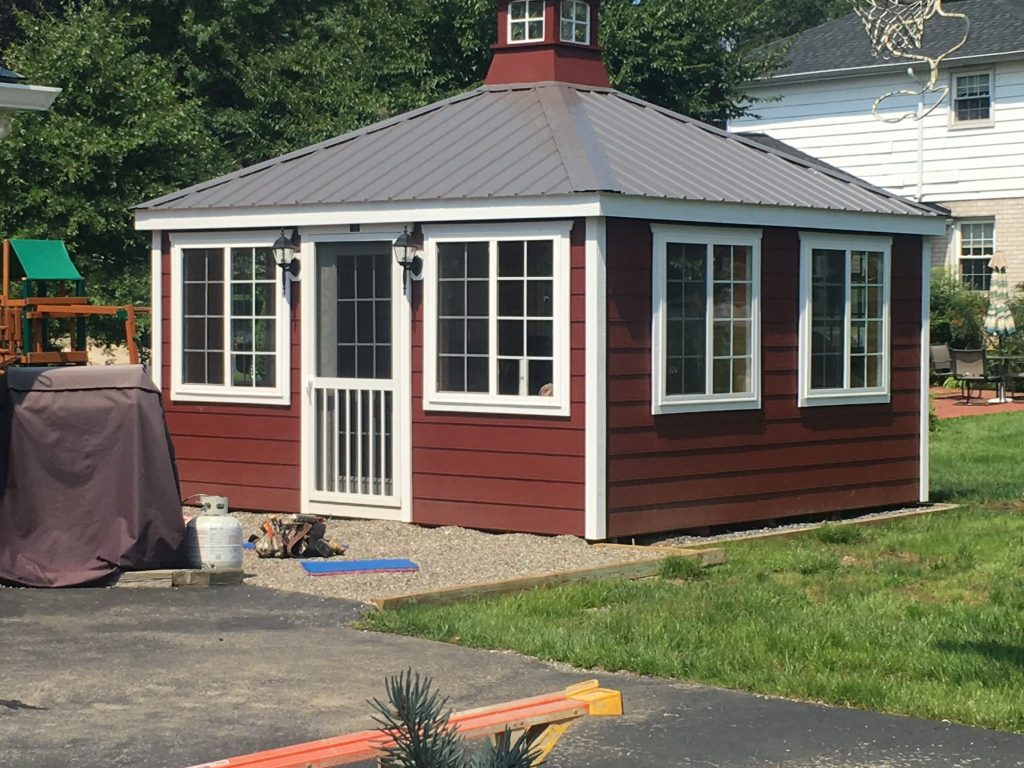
[566,680,624,717]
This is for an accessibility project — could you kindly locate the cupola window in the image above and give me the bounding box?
[509,0,545,43]
[560,0,590,44]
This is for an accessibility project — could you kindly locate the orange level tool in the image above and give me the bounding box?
[184,679,622,768]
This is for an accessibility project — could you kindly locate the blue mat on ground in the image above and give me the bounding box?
[301,559,418,576]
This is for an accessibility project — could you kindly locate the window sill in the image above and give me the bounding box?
[171,387,291,407]
[799,391,890,408]
[653,397,761,415]
[948,119,994,131]
[423,395,570,418]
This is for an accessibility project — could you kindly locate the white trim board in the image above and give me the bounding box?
[584,216,607,541]
[920,240,931,503]
[136,193,946,237]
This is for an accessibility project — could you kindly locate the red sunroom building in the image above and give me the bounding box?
[134,0,944,539]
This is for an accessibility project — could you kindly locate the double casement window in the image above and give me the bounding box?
[651,226,761,414]
[798,233,891,407]
[952,71,992,125]
[509,0,545,42]
[560,1,590,44]
[423,223,570,416]
[958,219,995,291]
[170,233,291,404]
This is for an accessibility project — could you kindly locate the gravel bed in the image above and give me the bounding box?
[652,504,948,548]
[226,511,662,605]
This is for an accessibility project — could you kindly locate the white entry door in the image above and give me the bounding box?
[306,240,405,518]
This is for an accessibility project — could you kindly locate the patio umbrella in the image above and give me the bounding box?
[984,251,1016,403]
[984,251,1015,337]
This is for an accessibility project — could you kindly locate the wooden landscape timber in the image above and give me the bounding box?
[369,548,725,611]
[113,568,244,588]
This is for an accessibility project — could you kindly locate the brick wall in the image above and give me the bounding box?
[929,198,1024,291]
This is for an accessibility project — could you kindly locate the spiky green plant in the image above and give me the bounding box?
[371,670,540,768]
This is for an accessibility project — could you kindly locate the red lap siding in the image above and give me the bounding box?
[409,220,588,535]
[160,234,302,513]
[605,219,923,537]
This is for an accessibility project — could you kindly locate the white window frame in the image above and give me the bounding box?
[422,221,571,417]
[798,232,892,408]
[949,69,994,128]
[956,218,995,292]
[169,230,291,405]
[651,224,762,414]
[560,0,590,45]
[508,0,546,44]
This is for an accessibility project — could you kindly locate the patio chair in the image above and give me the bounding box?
[950,348,996,403]
[929,343,953,383]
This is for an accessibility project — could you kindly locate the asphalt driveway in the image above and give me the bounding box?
[1,585,1022,768]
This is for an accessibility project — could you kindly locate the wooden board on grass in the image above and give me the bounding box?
[370,548,725,611]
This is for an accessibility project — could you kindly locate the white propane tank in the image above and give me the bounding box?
[186,495,243,570]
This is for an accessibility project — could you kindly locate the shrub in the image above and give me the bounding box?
[930,269,988,348]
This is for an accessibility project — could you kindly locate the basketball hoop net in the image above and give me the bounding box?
[853,0,970,122]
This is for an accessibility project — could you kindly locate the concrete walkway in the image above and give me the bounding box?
[1,586,1021,768]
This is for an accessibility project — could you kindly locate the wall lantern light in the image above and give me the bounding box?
[393,226,423,293]
[272,228,299,287]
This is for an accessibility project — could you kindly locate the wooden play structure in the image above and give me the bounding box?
[183,679,623,768]
[0,238,148,371]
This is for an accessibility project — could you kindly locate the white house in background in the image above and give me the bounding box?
[731,0,1024,291]
[0,62,60,140]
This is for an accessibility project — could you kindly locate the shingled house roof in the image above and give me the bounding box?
[137,82,937,219]
[773,0,1024,79]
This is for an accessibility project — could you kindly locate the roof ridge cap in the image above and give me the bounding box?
[609,91,938,215]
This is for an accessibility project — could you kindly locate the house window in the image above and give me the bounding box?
[651,225,761,414]
[172,234,291,404]
[799,233,891,407]
[424,223,570,416]
[952,72,992,123]
[560,1,590,44]
[509,0,545,42]
[958,220,994,291]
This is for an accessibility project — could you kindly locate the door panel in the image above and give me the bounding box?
[309,242,399,506]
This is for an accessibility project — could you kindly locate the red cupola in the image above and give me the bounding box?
[484,0,611,87]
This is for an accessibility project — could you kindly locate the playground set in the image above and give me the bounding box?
[0,238,148,371]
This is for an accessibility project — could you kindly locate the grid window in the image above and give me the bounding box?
[509,0,545,42]
[560,0,590,44]
[800,234,890,406]
[653,226,760,413]
[959,220,994,291]
[437,242,490,393]
[229,247,277,388]
[497,240,554,396]
[953,73,991,123]
[333,252,392,379]
[426,228,568,415]
[182,248,225,385]
[663,242,754,398]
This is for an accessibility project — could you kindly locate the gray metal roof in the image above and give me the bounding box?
[137,82,936,218]
[774,0,1024,78]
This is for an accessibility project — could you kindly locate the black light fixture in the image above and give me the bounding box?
[393,226,422,292]
[272,228,299,287]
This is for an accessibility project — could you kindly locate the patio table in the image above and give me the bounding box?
[987,355,1024,403]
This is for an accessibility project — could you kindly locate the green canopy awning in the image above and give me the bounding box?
[8,239,83,281]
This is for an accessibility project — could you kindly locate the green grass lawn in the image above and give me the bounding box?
[362,414,1024,733]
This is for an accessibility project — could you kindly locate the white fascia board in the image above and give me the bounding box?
[600,196,947,237]
[134,196,603,231]
[0,82,61,112]
[135,192,944,238]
